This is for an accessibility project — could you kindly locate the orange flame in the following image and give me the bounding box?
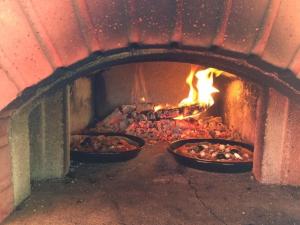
[178,65,199,107]
[176,66,222,119]
[195,68,222,107]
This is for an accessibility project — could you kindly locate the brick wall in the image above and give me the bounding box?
[0,0,300,110]
[0,113,14,222]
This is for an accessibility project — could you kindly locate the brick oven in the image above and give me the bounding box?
[0,0,300,223]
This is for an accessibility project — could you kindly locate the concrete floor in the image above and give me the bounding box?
[4,143,300,225]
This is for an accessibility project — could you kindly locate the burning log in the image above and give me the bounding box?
[84,103,241,144]
[129,104,206,121]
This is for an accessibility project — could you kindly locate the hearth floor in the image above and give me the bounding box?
[4,143,300,225]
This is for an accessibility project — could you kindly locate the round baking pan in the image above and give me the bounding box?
[168,138,254,173]
[71,132,145,163]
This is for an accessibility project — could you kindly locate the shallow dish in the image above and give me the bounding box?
[168,138,254,173]
[71,132,145,163]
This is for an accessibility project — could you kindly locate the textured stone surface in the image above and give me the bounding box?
[0,0,53,88]
[43,88,68,178]
[28,104,44,180]
[222,0,269,53]
[182,0,224,47]
[0,145,13,193]
[254,88,300,186]
[10,107,31,208]
[0,119,14,223]
[281,100,300,185]
[0,183,13,223]
[86,0,129,50]
[252,87,268,182]
[8,85,70,221]
[72,0,100,52]
[134,0,176,44]
[223,79,260,144]
[0,69,20,110]
[70,77,94,133]
[262,0,300,68]
[260,88,288,184]
[4,144,300,225]
[28,0,89,66]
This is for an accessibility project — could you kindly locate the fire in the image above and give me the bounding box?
[194,68,222,107]
[177,65,199,107]
[154,103,171,112]
[175,66,223,119]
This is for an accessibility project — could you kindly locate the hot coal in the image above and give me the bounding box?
[133,104,206,121]
[85,104,242,144]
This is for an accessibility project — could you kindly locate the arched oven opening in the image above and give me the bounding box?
[1,0,300,223]
[69,61,259,171]
[2,47,300,224]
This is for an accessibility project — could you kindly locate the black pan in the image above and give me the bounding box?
[71,132,145,163]
[168,138,254,173]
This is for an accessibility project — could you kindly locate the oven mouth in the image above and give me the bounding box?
[4,46,300,113]
[66,60,258,173]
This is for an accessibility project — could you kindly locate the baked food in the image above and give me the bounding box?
[71,135,138,153]
[175,142,253,162]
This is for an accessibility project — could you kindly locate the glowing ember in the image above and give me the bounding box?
[154,105,163,112]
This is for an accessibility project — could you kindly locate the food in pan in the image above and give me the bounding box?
[174,142,253,162]
[71,135,138,153]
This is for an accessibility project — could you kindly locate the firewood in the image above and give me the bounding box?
[83,104,241,144]
[130,104,206,121]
